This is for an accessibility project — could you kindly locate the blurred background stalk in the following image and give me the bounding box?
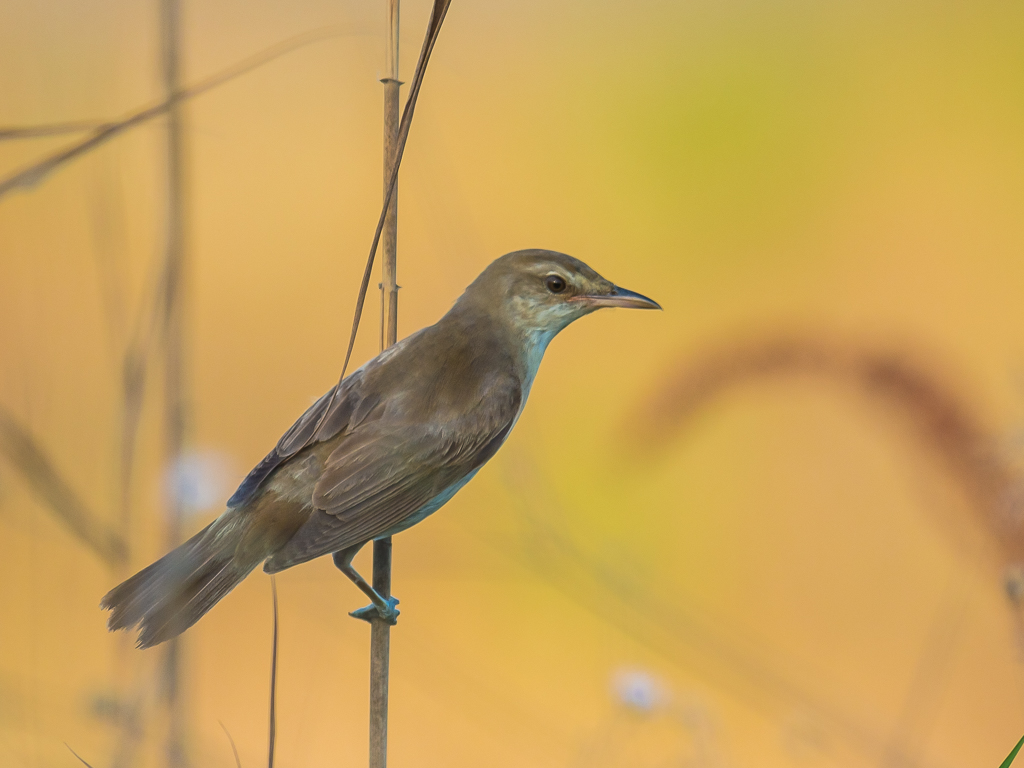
[160,0,190,764]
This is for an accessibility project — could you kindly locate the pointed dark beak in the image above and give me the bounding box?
[574,285,662,310]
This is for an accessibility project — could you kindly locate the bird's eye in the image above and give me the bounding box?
[545,275,567,294]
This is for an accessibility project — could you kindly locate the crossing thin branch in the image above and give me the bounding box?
[0,24,354,199]
[0,121,107,140]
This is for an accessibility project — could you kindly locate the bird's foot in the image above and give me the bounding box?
[349,596,400,625]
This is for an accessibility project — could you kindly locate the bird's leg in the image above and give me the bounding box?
[332,546,400,625]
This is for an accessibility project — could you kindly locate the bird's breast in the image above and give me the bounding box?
[516,329,555,408]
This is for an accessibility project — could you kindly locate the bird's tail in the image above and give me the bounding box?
[102,509,266,649]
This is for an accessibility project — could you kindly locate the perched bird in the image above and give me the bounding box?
[102,249,659,648]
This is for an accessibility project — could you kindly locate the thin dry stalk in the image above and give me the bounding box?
[368,2,402,766]
[0,121,106,140]
[66,744,98,768]
[268,577,279,768]
[0,404,126,566]
[219,722,243,768]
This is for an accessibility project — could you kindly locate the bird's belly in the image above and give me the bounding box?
[375,468,481,539]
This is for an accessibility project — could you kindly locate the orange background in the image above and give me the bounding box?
[2,1,1024,766]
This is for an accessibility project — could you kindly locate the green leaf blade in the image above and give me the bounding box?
[1000,734,1024,768]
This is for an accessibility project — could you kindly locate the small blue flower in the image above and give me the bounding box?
[613,669,664,713]
[165,450,233,517]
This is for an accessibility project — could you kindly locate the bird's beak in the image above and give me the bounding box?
[574,285,662,310]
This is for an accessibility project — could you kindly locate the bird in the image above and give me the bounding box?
[102,249,660,648]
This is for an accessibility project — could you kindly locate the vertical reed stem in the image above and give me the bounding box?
[380,0,401,353]
[370,3,400,767]
[160,0,188,764]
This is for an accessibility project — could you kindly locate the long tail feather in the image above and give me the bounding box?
[102,512,263,648]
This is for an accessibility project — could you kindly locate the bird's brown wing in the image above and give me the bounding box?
[263,378,521,571]
[225,336,420,508]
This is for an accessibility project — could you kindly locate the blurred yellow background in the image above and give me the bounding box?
[2,0,1024,766]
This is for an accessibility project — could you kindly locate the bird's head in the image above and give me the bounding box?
[460,249,661,338]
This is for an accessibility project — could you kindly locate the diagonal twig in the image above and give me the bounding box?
[220,721,244,768]
[65,744,98,768]
[0,404,126,567]
[0,121,107,140]
[0,24,355,199]
[316,0,452,430]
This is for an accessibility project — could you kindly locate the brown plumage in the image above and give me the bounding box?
[102,249,659,648]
